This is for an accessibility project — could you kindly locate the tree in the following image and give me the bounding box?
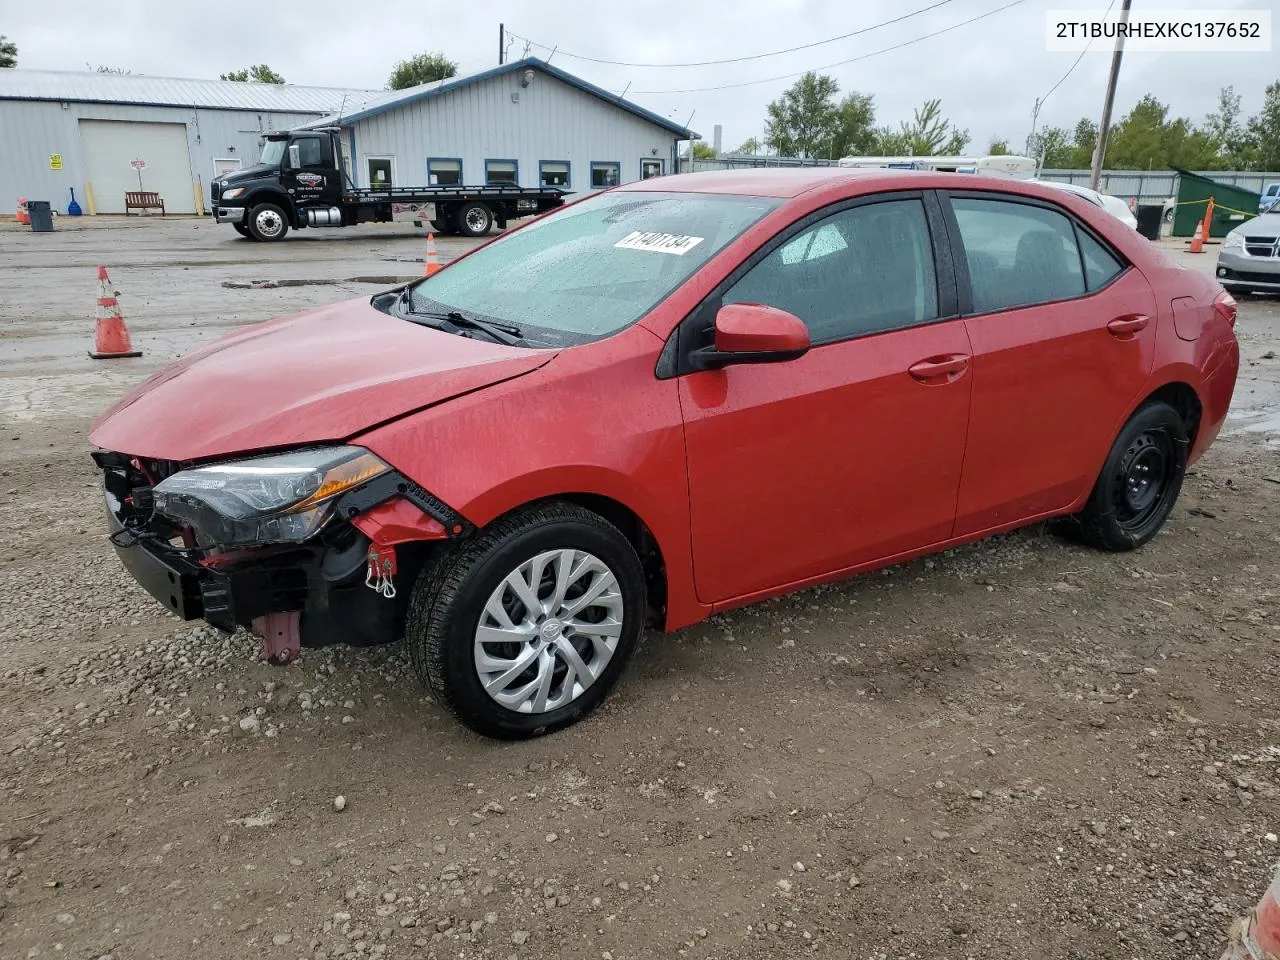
[1070,118,1098,168]
[734,137,761,156]
[221,64,286,84]
[764,72,842,158]
[1027,126,1073,167]
[1204,86,1246,167]
[831,92,877,158]
[1244,80,1280,172]
[0,35,16,68]
[871,126,912,155]
[388,52,457,90]
[685,140,717,159]
[894,98,970,155]
[1105,95,1217,170]
[987,138,1009,155]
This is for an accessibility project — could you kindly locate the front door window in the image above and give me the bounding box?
[367,157,393,189]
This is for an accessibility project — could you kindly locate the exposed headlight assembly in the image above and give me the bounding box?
[222,186,246,200]
[153,446,389,547]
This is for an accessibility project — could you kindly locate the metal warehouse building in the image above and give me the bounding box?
[0,58,695,217]
[0,71,373,215]
[297,59,696,194]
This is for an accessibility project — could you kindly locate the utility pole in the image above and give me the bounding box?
[498,23,504,65]
[1090,0,1132,190]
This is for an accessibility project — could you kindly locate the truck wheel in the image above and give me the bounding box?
[430,219,450,234]
[232,223,254,240]
[248,203,289,242]
[455,202,493,238]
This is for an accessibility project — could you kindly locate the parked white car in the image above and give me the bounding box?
[1034,179,1139,230]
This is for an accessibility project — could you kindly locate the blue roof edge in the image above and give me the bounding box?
[331,58,698,139]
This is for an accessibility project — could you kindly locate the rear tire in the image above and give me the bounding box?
[406,503,646,739]
[1071,401,1188,551]
[455,201,494,238]
[247,202,289,242]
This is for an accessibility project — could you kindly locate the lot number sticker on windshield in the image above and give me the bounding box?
[614,231,705,255]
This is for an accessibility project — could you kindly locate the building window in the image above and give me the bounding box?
[428,158,462,186]
[591,162,620,189]
[486,159,518,185]
[367,157,394,189]
[640,158,664,180]
[540,160,570,188]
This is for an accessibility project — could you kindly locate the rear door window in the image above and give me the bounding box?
[951,198,1086,312]
[1076,228,1124,291]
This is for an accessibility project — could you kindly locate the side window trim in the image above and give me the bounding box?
[660,190,957,379]
[938,188,1132,315]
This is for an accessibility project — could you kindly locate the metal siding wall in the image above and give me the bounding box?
[0,100,324,214]
[348,72,679,191]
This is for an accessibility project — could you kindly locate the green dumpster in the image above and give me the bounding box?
[1171,168,1261,238]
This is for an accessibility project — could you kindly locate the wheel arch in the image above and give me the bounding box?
[473,490,671,629]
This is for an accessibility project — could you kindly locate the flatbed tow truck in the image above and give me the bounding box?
[211,126,566,241]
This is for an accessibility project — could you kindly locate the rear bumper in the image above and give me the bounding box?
[213,205,246,225]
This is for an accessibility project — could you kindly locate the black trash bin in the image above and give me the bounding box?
[1134,204,1163,241]
[27,200,54,233]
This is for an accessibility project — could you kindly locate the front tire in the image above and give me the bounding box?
[1072,401,1188,551]
[232,222,254,240]
[247,202,289,242]
[406,503,646,739]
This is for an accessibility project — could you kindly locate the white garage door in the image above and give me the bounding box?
[79,120,195,214]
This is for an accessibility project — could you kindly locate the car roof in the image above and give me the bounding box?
[618,167,1075,202]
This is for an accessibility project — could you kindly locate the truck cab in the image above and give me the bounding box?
[211,130,344,240]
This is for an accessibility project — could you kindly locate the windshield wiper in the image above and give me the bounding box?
[393,287,523,345]
[418,310,523,346]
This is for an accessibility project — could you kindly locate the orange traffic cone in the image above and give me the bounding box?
[16,198,29,225]
[424,232,440,276]
[89,266,142,359]
[1188,220,1205,254]
[1220,864,1280,959]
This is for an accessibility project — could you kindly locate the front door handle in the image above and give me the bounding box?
[1107,314,1150,337]
[908,354,970,383]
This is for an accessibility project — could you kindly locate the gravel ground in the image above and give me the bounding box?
[1,218,1279,960]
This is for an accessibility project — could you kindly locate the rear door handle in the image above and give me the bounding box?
[1106,314,1150,337]
[908,354,970,383]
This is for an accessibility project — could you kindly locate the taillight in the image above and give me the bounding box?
[1213,290,1237,329]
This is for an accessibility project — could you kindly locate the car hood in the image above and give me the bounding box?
[219,163,276,186]
[89,297,556,462]
[1237,212,1280,234]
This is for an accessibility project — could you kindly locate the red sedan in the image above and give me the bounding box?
[91,169,1240,738]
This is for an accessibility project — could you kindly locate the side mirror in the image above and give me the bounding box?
[287,143,301,169]
[692,302,810,370]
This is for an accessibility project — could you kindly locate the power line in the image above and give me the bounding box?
[1038,0,1116,108]
[629,0,1027,95]
[507,0,961,68]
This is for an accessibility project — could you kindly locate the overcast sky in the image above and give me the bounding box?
[5,0,1277,152]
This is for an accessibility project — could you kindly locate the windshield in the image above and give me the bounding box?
[407,190,780,344]
[259,139,287,166]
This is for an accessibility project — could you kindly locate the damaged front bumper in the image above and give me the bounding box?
[95,450,465,658]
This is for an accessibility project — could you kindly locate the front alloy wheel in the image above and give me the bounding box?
[407,503,646,738]
[474,549,624,714]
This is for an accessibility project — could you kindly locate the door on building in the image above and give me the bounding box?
[366,157,395,190]
[78,120,195,214]
[641,158,664,180]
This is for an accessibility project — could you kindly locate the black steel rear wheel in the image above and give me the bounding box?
[1072,401,1188,551]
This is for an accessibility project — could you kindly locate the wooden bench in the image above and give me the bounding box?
[124,191,165,216]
